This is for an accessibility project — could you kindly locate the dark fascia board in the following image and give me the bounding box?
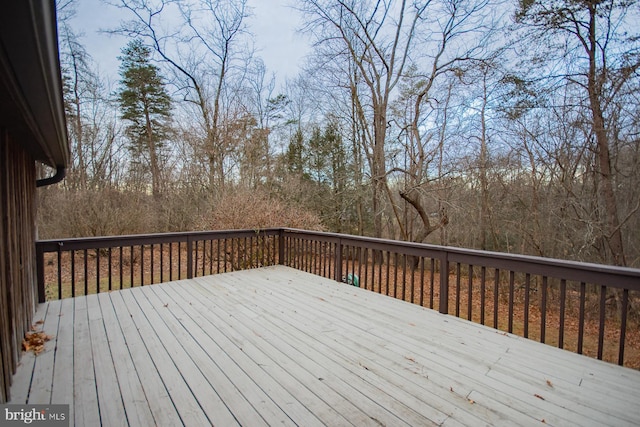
[0,0,69,168]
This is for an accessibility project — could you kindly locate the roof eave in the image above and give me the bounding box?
[0,1,69,168]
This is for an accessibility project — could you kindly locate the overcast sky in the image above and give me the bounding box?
[69,0,311,88]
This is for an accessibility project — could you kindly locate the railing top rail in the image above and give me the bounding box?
[281,228,640,290]
[35,227,640,290]
[36,228,282,252]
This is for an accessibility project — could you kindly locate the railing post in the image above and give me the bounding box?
[278,229,285,265]
[186,235,193,279]
[334,237,343,282]
[439,250,449,314]
[36,242,45,303]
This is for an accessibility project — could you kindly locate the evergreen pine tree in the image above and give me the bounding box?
[286,128,306,177]
[118,39,171,198]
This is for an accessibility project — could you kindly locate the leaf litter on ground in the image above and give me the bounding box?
[22,322,53,355]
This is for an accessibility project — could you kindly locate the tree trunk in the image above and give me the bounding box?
[371,102,387,238]
[144,104,161,199]
[479,76,489,251]
[71,51,85,189]
[586,3,626,266]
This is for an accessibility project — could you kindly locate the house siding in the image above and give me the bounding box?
[0,128,37,403]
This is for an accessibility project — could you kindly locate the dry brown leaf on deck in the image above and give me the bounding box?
[546,379,553,387]
[22,330,53,355]
[534,394,545,400]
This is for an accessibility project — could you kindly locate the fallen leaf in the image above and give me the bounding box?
[22,330,53,355]
[468,399,475,404]
[450,387,454,392]
[546,379,553,388]
[541,419,546,424]
[405,356,416,363]
[534,394,545,400]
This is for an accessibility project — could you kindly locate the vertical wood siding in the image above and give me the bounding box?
[0,128,37,403]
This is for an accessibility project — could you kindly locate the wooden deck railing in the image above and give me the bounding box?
[36,229,281,301]
[37,228,640,367]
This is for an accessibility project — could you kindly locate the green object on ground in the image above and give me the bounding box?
[344,273,359,287]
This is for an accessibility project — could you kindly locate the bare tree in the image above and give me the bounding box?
[110,0,251,192]
[300,0,502,242]
[58,2,91,188]
[516,0,640,266]
[389,0,499,244]
[299,0,429,238]
[58,1,123,190]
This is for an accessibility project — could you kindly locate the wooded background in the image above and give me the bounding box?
[39,0,640,268]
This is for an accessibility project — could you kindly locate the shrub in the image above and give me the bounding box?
[197,187,324,231]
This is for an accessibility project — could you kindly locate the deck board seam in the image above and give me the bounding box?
[134,284,275,426]
[266,270,636,421]
[179,278,386,426]
[201,273,513,425]
[207,269,621,426]
[154,280,356,427]
[187,274,438,426]
[149,282,326,426]
[108,291,185,426]
[119,287,215,426]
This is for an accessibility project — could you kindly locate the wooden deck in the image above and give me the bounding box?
[9,266,640,426]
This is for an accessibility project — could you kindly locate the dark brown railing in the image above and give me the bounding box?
[37,228,640,368]
[36,229,281,301]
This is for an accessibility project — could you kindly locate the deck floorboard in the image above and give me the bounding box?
[10,266,640,426]
[72,293,100,426]
[51,297,74,421]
